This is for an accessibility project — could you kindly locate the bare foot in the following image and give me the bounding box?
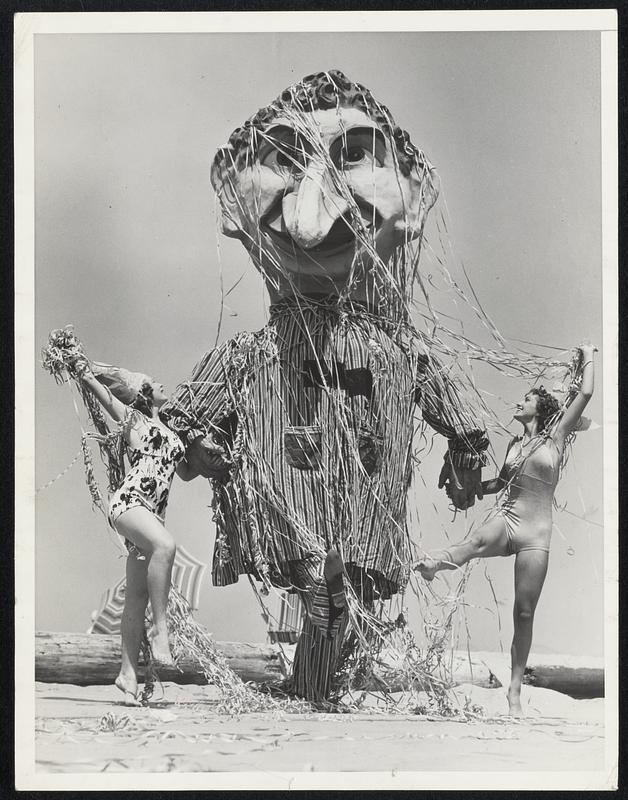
[413,556,440,582]
[149,628,174,668]
[115,675,141,707]
[507,688,524,717]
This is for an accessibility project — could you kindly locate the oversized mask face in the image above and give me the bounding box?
[211,84,439,304]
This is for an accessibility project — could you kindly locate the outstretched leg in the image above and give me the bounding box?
[116,554,149,705]
[115,506,176,667]
[508,549,548,716]
[415,514,510,581]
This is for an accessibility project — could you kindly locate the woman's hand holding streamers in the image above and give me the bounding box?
[578,340,597,360]
[66,352,92,380]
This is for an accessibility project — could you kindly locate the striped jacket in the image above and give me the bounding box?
[162,298,488,595]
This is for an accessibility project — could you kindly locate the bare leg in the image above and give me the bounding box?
[508,550,548,717]
[416,515,510,581]
[115,555,148,705]
[115,506,176,666]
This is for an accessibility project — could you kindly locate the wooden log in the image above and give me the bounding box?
[35,633,604,699]
[449,654,500,689]
[361,651,603,698]
[449,650,604,699]
[35,631,284,686]
[360,650,497,694]
[523,664,604,699]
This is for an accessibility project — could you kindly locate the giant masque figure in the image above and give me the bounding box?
[162,71,489,701]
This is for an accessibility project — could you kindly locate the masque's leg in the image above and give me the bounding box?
[291,611,350,703]
[289,550,347,702]
[323,547,347,612]
[291,563,376,702]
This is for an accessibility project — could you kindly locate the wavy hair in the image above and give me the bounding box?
[131,381,155,417]
[530,385,561,432]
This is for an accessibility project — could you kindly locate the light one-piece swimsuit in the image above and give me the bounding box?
[108,409,185,527]
[496,436,559,555]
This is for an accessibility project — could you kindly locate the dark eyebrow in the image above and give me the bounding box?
[257,125,311,165]
[331,126,386,150]
[261,125,299,145]
[258,125,305,155]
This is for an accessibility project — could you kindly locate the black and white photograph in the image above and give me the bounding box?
[15,9,617,791]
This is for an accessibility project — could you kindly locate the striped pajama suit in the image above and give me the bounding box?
[162,297,488,700]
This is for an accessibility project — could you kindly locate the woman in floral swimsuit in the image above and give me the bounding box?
[108,410,186,527]
[74,357,199,705]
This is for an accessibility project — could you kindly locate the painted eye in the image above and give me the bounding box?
[342,146,367,164]
[261,144,307,173]
[330,129,385,170]
[279,148,308,170]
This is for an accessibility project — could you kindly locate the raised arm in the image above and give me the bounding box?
[73,358,130,423]
[414,350,490,509]
[554,343,596,446]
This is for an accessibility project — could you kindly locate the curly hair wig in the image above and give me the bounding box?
[213,68,429,178]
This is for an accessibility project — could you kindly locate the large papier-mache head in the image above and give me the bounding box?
[211,69,439,310]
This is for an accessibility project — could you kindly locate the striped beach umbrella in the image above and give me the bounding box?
[88,544,208,635]
[267,591,305,645]
[88,575,127,635]
[171,545,207,611]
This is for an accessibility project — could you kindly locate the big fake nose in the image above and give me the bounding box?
[281,161,351,249]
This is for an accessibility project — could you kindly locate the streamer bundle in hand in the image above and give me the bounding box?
[41,325,89,383]
[42,325,126,501]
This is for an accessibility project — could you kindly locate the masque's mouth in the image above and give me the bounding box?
[261,200,381,257]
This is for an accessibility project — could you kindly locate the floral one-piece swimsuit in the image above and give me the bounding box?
[108,409,185,547]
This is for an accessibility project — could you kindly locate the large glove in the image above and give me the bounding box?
[438,459,483,511]
[185,434,232,480]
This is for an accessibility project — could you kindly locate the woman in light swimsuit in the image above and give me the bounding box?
[72,355,200,705]
[415,343,596,716]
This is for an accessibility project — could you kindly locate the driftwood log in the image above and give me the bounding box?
[522,664,604,699]
[35,631,284,686]
[448,651,604,699]
[35,632,604,699]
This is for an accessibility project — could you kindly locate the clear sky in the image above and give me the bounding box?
[34,30,605,656]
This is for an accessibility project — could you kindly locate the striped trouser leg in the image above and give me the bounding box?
[291,610,350,702]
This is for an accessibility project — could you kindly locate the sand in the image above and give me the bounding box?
[34,680,605,776]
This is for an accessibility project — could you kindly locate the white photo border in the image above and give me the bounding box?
[15,9,618,791]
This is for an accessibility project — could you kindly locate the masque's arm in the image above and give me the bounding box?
[160,344,232,447]
[414,353,489,470]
